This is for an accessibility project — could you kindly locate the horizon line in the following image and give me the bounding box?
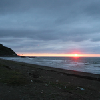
[18,53,100,57]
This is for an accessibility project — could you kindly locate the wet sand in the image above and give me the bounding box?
[0,58,100,100]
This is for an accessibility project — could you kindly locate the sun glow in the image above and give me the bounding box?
[74,54,78,57]
[18,53,100,57]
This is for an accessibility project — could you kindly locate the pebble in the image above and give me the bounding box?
[41,90,43,93]
[56,80,59,82]
[31,80,33,82]
[80,88,85,90]
[45,84,48,86]
[77,87,85,90]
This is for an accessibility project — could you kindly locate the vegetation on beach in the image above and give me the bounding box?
[0,63,28,86]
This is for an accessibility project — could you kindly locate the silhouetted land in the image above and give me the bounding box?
[0,44,17,56]
[0,58,100,100]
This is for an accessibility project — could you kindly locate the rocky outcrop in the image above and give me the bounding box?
[0,44,17,56]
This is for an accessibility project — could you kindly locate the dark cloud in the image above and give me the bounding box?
[91,38,100,42]
[0,0,75,14]
[85,1,100,16]
[0,0,100,54]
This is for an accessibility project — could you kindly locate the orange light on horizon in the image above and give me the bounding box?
[17,53,100,57]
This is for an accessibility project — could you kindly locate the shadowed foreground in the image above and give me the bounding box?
[0,58,100,100]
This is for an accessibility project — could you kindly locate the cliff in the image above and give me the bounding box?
[0,44,17,56]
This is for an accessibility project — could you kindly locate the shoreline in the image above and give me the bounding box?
[0,58,100,99]
[1,56,100,75]
[0,58,100,81]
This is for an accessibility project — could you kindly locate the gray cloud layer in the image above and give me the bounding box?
[0,0,100,54]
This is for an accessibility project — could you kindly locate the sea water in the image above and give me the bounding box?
[0,57,100,74]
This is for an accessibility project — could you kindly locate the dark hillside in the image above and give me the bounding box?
[0,44,17,56]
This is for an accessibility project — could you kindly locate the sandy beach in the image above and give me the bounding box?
[0,58,100,100]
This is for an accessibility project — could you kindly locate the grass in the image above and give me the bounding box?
[0,63,28,86]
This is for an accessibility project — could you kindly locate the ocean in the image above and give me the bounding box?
[0,57,100,74]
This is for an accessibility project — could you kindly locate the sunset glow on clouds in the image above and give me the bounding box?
[0,0,100,56]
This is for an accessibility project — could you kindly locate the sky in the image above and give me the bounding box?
[0,0,100,56]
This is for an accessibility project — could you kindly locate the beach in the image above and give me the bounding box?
[0,58,100,100]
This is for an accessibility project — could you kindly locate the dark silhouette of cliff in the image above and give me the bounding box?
[0,44,17,56]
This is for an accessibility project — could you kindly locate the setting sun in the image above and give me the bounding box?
[74,54,78,57]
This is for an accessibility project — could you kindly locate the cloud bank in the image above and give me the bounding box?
[0,0,100,55]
